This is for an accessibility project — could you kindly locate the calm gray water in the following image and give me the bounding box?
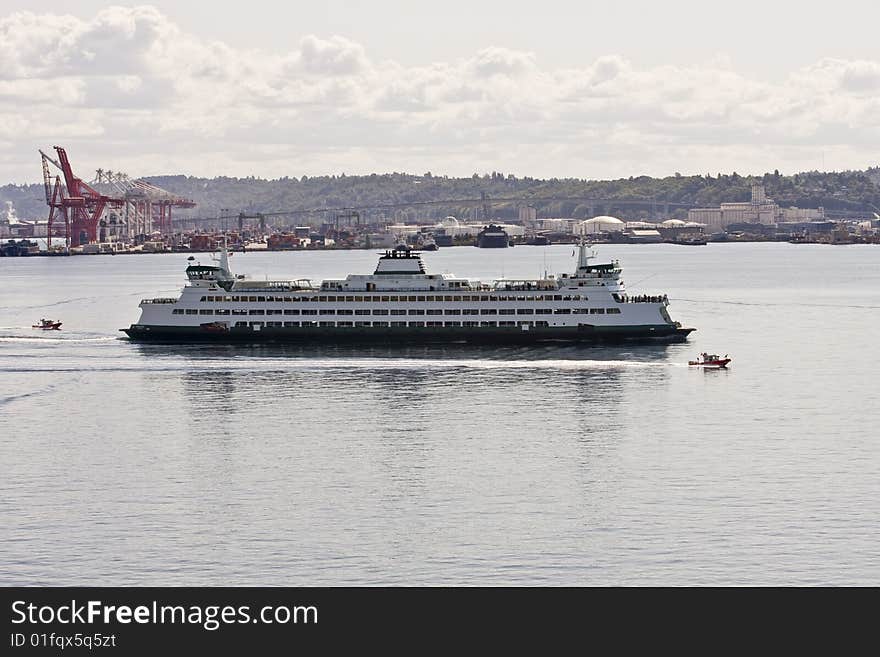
[1,243,878,585]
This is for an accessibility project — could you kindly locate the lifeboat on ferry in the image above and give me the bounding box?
[199,321,229,333]
[689,352,730,368]
[32,318,62,330]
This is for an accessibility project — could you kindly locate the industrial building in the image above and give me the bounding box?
[688,183,824,230]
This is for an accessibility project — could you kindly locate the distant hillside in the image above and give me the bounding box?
[4,168,879,223]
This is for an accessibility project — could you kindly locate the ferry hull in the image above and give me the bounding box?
[121,324,695,344]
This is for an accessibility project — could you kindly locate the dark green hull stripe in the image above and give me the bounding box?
[121,325,695,344]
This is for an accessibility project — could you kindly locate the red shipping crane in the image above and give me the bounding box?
[41,146,124,248]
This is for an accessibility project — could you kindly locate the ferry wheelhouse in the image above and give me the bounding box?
[121,243,695,343]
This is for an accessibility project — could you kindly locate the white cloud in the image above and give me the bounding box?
[1,5,879,184]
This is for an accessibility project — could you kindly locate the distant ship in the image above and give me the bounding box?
[121,241,695,343]
[476,224,510,248]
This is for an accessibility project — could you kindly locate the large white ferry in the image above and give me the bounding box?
[121,242,695,343]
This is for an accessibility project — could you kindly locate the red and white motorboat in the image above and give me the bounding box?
[689,352,730,368]
[32,318,62,330]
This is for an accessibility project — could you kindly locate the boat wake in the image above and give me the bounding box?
[0,335,116,344]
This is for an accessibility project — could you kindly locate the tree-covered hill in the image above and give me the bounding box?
[3,168,879,223]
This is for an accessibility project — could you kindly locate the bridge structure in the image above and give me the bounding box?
[172,196,693,230]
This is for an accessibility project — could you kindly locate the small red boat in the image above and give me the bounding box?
[689,352,730,368]
[32,318,62,330]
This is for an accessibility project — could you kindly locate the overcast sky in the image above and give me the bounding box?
[2,1,879,183]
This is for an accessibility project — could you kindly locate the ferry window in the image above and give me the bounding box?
[445,321,461,327]
[172,309,183,315]
[499,321,515,327]
[284,309,300,315]
[224,296,233,302]
[232,296,240,302]
[249,296,258,302]
[480,296,489,301]
[488,296,497,301]
[607,308,621,314]
[319,321,334,327]
[267,321,282,327]
[199,309,213,315]
[444,296,453,301]
[563,295,572,301]
[408,296,418,302]
[185,309,198,315]
[453,296,462,302]
[499,309,515,315]
[388,296,399,302]
[408,321,425,327]
[200,296,207,302]
[408,309,425,315]
[301,309,317,315]
[427,321,443,327]
[417,296,426,302]
[390,321,405,327]
[257,297,266,302]
[235,321,247,327]
[338,309,353,316]
[301,321,317,327]
[250,321,264,327]
[462,309,479,315]
[337,321,353,327]
[355,321,371,327]
[535,321,549,327]
[536,309,553,315]
[426,309,442,316]
[355,309,370,316]
[517,309,534,315]
[554,309,571,314]
[463,321,478,327]
[232,309,247,315]
[249,309,265,315]
[480,309,497,315]
[391,309,406,316]
[214,310,229,316]
[480,321,497,327]
[284,322,299,327]
[553,295,562,301]
[444,309,459,315]
[373,309,389,316]
[381,296,390,302]
[518,321,533,327]
[354,296,364,302]
[461,296,472,301]
[345,296,354,302]
[319,309,335,315]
